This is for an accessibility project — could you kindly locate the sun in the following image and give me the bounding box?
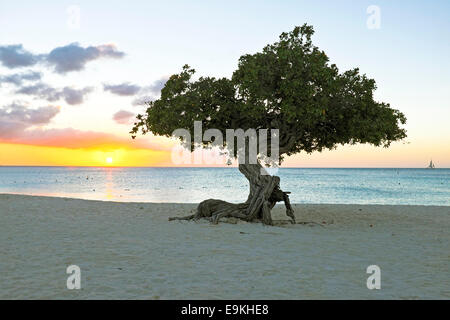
[106,157,113,164]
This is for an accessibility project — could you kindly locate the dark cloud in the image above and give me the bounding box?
[0,43,124,74]
[46,43,125,74]
[104,83,141,96]
[61,87,93,105]
[113,110,135,125]
[0,45,41,69]
[16,83,93,105]
[0,102,60,138]
[15,83,57,99]
[0,71,42,86]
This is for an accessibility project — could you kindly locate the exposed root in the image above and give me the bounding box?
[168,163,296,226]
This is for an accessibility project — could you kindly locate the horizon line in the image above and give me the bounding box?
[0,165,448,169]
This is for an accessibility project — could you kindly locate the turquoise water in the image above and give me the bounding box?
[0,167,448,205]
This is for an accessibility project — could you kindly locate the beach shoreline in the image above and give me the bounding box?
[0,194,449,299]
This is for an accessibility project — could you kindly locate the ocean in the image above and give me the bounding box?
[0,167,448,205]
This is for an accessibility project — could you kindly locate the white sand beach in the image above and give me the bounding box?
[0,194,448,299]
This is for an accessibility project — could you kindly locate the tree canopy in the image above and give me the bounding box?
[131,24,406,162]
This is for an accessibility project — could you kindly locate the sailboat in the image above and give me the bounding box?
[427,159,436,169]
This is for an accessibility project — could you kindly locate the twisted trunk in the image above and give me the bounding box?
[169,161,295,225]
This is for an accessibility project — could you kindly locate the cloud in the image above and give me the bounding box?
[130,76,169,106]
[0,71,42,86]
[104,83,141,96]
[113,110,135,125]
[46,43,125,74]
[0,102,60,138]
[12,127,137,149]
[16,83,93,105]
[104,76,169,100]
[132,95,153,106]
[61,87,93,105]
[0,102,168,151]
[2,126,168,151]
[0,44,41,68]
[0,43,125,74]
[141,76,169,95]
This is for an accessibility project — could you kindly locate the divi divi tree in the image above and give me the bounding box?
[131,24,406,225]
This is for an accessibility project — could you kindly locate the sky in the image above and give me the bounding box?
[0,0,449,167]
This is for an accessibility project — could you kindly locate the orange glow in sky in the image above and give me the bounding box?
[1,138,449,168]
[0,143,172,167]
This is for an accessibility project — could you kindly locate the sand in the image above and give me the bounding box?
[0,194,448,299]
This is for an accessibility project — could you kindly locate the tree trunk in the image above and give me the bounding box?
[169,161,295,225]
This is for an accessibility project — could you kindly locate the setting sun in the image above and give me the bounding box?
[106,157,113,164]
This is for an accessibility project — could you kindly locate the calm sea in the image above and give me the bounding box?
[0,167,448,205]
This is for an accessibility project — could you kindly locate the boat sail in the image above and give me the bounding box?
[427,159,435,169]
